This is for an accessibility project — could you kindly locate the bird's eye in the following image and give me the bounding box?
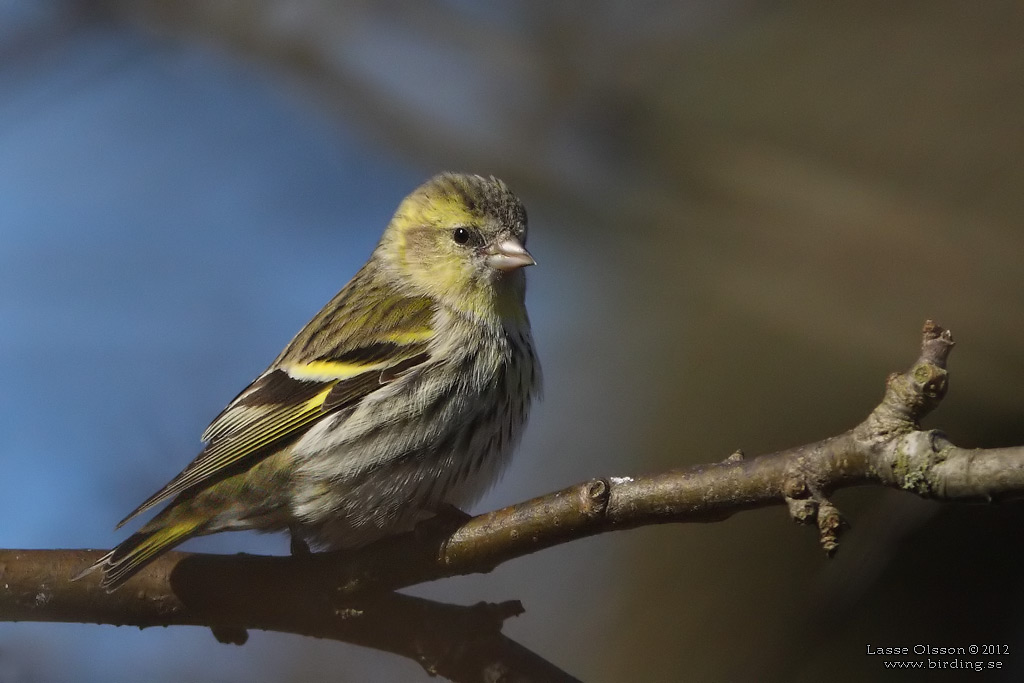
[452,227,471,245]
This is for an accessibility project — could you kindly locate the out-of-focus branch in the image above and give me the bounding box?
[2,320,1021,682]
[93,0,550,180]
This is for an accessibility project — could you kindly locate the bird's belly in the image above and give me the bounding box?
[287,364,528,549]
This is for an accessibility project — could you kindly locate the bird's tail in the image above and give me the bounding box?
[73,514,204,592]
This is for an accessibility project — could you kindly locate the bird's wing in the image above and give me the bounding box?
[116,295,435,528]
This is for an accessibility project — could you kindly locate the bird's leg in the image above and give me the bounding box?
[289,525,311,556]
[432,502,473,525]
[413,503,473,543]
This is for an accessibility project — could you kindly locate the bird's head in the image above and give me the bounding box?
[379,173,534,323]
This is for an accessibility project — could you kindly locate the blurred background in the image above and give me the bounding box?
[2,1,1023,681]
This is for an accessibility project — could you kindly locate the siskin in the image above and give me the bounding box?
[80,173,540,591]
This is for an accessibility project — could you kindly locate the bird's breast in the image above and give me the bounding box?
[287,321,537,548]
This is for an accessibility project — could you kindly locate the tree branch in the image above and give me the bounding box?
[0,549,578,683]
[3,320,1021,681]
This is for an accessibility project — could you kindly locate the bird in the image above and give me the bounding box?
[79,172,540,591]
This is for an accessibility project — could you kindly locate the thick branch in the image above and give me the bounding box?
[2,320,1022,680]
[0,552,576,683]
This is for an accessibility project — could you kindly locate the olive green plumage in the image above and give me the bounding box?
[79,173,540,591]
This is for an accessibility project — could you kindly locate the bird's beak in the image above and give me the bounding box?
[485,237,536,272]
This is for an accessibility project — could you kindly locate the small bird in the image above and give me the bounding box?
[80,173,540,591]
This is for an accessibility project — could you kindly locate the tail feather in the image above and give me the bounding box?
[74,519,203,592]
